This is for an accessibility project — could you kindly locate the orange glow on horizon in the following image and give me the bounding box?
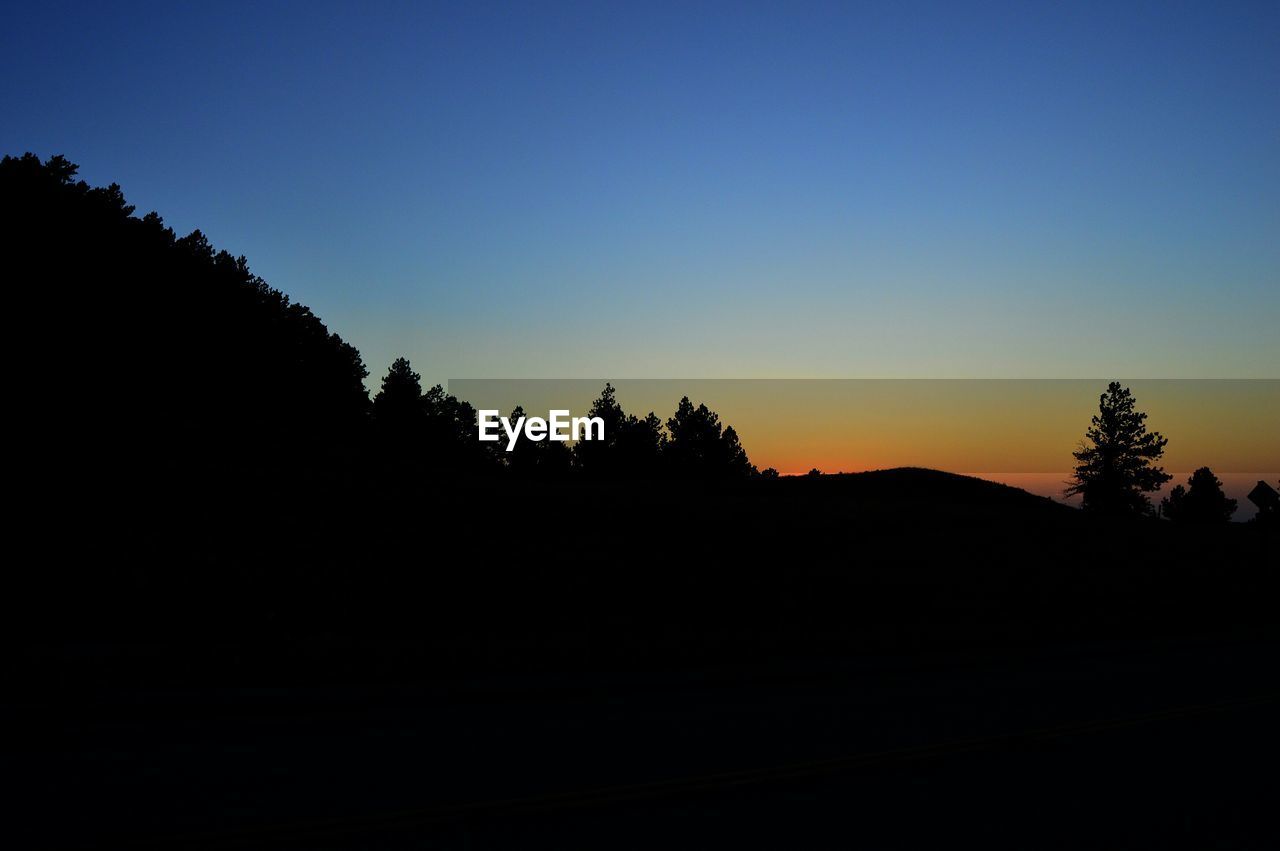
[451,379,1279,477]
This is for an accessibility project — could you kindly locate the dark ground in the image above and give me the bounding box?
[6,470,1279,849]
[8,636,1278,849]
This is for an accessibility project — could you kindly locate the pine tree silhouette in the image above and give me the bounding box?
[1161,467,1237,524]
[1066,381,1171,516]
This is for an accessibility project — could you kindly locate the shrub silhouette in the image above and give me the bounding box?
[1066,382,1171,516]
[1161,467,1237,524]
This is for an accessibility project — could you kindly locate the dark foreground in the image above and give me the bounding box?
[7,471,1279,848]
[8,635,1279,849]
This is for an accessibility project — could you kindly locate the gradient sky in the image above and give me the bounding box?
[451,378,1279,471]
[3,1,1277,386]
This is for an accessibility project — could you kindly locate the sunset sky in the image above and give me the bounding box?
[454,378,1278,516]
[452,378,1279,470]
[3,2,1277,387]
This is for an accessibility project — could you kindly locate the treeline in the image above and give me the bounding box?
[2,153,759,497]
[372,359,759,480]
[5,153,369,502]
[1064,381,1274,526]
[5,152,1271,521]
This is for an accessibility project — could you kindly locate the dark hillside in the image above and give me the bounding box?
[2,153,370,505]
[771,467,1079,521]
[15,468,1275,690]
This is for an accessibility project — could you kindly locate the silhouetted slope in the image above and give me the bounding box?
[2,153,370,502]
[772,467,1078,521]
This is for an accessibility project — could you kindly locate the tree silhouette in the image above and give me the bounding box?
[665,396,756,479]
[3,152,370,498]
[1161,467,1237,524]
[498,405,571,477]
[422,382,494,473]
[1066,381,1171,516]
[574,383,666,478]
[374,358,425,426]
[370,357,432,480]
[371,359,502,476]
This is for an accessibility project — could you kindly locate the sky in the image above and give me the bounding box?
[2,1,1278,387]
[452,379,1280,473]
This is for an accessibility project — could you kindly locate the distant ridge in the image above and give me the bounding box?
[770,467,1079,522]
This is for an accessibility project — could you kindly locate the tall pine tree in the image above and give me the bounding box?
[1066,381,1171,516]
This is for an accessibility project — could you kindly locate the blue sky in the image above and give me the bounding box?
[3,1,1277,385]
